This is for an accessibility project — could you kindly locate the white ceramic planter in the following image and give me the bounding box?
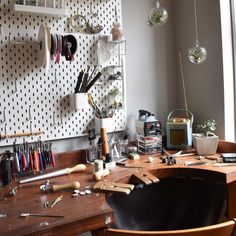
[192,134,219,155]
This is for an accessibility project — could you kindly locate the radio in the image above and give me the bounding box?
[166,109,194,149]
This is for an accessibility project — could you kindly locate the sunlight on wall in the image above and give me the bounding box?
[220,0,235,141]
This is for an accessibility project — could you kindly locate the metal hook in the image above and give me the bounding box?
[53,112,56,126]
[60,111,63,125]
[30,122,32,133]
[4,125,7,136]
[28,106,32,121]
[3,109,6,123]
[14,78,18,93]
[54,71,57,83]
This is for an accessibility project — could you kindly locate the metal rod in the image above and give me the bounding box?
[193,0,199,45]
[20,213,64,218]
[178,52,188,117]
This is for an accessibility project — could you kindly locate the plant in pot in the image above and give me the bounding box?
[192,119,219,155]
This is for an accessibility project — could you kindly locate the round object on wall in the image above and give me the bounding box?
[37,24,51,73]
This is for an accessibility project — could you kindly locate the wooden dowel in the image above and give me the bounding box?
[0,130,44,139]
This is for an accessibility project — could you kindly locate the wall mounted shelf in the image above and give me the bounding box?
[12,4,68,17]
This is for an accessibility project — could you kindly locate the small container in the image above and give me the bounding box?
[93,159,103,173]
[95,117,114,134]
[86,145,101,163]
[118,139,129,158]
[1,158,12,186]
[70,93,88,110]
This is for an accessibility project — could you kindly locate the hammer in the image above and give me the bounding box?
[40,180,80,193]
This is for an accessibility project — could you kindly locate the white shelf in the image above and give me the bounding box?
[12,4,68,17]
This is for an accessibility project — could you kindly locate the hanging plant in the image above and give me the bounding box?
[148,0,168,28]
[107,87,120,97]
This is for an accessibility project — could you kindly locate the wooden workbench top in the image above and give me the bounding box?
[1,140,236,236]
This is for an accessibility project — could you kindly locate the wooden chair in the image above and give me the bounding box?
[93,219,236,236]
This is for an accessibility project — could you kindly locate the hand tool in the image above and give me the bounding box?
[161,149,182,165]
[38,147,44,171]
[87,65,97,85]
[23,142,29,168]
[184,161,207,166]
[29,147,34,170]
[88,94,101,118]
[50,195,63,208]
[40,180,80,192]
[0,187,18,200]
[213,163,236,167]
[4,187,18,197]
[79,66,90,93]
[178,153,196,157]
[100,128,109,157]
[93,181,134,195]
[19,164,86,184]
[44,195,64,208]
[21,151,27,171]
[85,71,102,92]
[13,143,20,173]
[49,143,56,167]
[20,213,64,218]
[74,70,84,93]
[40,148,47,170]
[33,148,40,172]
[117,164,143,168]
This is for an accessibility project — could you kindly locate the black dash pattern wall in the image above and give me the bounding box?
[0,0,126,146]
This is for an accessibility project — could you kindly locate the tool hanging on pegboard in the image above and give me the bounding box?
[13,140,56,175]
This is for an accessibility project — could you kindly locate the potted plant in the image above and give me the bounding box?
[192,119,219,155]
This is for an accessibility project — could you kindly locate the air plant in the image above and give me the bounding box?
[196,119,217,137]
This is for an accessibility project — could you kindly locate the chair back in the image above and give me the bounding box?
[94,219,236,236]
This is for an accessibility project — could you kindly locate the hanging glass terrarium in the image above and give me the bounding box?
[148,0,168,28]
[188,0,207,64]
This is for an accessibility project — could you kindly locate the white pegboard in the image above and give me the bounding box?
[0,0,127,146]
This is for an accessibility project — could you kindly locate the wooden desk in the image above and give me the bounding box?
[1,140,236,236]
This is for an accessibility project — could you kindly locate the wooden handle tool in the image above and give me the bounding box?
[100,128,109,156]
[20,164,86,184]
[51,181,80,192]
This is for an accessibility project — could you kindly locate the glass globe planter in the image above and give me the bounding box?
[188,42,207,64]
[148,1,168,28]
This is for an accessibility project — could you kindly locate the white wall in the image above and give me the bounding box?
[174,0,224,138]
[122,0,225,139]
[122,0,178,136]
[0,0,225,153]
